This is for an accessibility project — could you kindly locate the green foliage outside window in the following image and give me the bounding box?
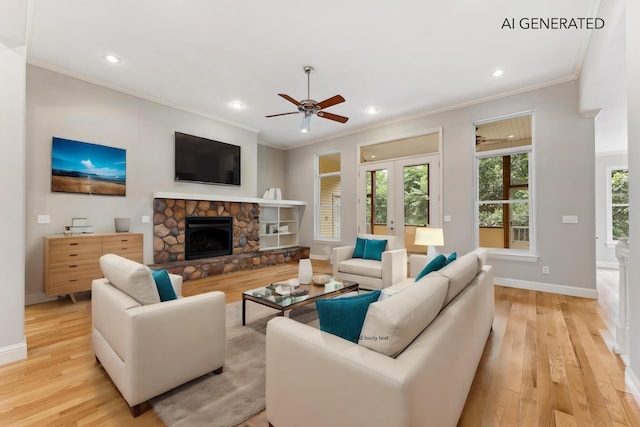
[611,169,629,240]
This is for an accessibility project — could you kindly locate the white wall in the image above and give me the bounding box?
[257,144,287,198]
[626,0,640,397]
[287,80,596,295]
[595,152,628,267]
[25,65,259,303]
[0,41,27,362]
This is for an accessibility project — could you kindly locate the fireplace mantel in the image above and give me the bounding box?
[153,192,306,206]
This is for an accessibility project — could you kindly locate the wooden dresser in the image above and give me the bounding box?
[44,233,143,299]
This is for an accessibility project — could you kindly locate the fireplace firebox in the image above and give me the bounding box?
[185,216,233,260]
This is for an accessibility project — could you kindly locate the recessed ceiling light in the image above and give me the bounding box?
[365,107,379,114]
[492,69,505,77]
[102,54,121,64]
[508,134,515,138]
[371,155,376,159]
[230,101,245,110]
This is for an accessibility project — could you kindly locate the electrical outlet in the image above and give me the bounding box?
[542,266,550,275]
[141,215,151,224]
[37,214,50,224]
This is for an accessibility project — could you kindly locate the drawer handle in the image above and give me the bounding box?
[69,279,78,282]
[120,239,129,242]
[70,243,79,246]
[68,265,78,268]
[69,254,78,257]
[120,247,128,250]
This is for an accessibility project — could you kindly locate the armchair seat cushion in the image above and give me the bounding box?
[337,258,383,279]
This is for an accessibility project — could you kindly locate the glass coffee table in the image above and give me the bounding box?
[242,277,359,325]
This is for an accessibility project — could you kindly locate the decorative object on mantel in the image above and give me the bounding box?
[262,188,282,200]
[298,258,313,285]
[64,217,94,235]
[114,217,131,233]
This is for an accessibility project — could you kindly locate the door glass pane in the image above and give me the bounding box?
[365,169,388,235]
[403,164,429,226]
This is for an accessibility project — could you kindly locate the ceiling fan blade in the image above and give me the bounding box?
[317,111,349,123]
[265,111,299,118]
[278,94,301,106]
[316,95,345,110]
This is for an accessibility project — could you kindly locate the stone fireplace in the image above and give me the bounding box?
[151,196,309,280]
[185,216,233,260]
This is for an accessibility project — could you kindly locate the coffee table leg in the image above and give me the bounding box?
[242,297,246,326]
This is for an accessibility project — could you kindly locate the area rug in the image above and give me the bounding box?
[149,300,319,427]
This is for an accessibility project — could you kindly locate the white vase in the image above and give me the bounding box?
[298,258,313,285]
[114,217,130,233]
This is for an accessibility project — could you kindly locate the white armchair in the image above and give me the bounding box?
[92,254,226,416]
[332,234,407,290]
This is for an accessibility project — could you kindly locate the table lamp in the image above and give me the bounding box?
[414,227,444,262]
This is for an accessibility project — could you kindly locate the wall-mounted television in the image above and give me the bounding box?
[174,132,241,186]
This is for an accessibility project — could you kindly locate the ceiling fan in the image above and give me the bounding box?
[475,128,509,145]
[265,66,349,133]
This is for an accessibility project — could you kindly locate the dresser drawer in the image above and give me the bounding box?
[102,234,143,253]
[44,233,144,297]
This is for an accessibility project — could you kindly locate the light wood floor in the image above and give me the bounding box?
[1,261,639,426]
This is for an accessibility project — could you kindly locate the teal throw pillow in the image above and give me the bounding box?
[316,290,381,343]
[352,237,367,258]
[414,254,447,282]
[151,269,178,302]
[363,239,387,261]
[446,252,457,265]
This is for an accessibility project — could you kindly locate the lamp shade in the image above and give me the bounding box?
[414,227,444,247]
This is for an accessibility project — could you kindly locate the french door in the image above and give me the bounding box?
[357,154,440,248]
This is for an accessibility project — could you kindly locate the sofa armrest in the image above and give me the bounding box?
[169,273,183,296]
[125,291,226,379]
[381,248,407,286]
[332,245,355,276]
[409,254,429,277]
[267,317,409,427]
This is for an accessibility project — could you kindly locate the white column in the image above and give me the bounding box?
[615,238,630,364]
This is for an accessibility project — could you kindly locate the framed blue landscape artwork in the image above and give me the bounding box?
[51,137,126,196]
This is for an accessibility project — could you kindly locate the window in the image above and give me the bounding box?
[475,113,533,252]
[316,153,341,240]
[607,167,629,243]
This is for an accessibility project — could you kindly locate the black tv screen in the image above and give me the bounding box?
[174,132,241,186]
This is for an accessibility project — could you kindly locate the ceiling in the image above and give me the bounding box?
[13,0,603,149]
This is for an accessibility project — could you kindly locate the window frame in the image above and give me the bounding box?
[474,112,536,258]
[606,165,629,245]
[315,151,342,242]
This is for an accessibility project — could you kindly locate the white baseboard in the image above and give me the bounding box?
[0,338,27,366]
[626,367,640,406]
[596,261,620,269]
[494,276,599,299]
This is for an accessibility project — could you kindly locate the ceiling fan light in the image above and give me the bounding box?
[301,115,311,133]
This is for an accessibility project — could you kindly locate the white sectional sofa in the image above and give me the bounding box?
[266,249,493,427]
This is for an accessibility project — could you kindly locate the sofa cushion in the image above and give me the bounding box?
[414,254,446,281]
[436,252,479,306]
[316,290,381,343]
[99,254,161,305]
[446,252,457,265]
[151,269,178,302]
[338,258,383,278]
[359,275,449,357]
[352,237,367,258]
[358,233,401,250]
[363,239,387,261]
